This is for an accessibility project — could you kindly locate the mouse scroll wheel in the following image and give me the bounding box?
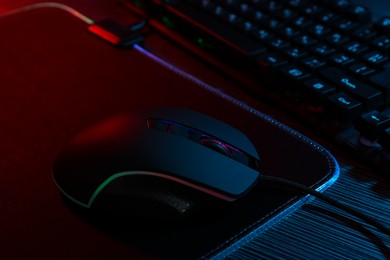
[199,137,232,157]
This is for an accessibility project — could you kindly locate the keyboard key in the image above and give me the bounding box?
[284,46,307,59]
[347,5,371,22]
[286,0,311,8]
[320,67,384,109]
[246,10,269,23]
[234,3,253,15]
[343,41,368,54]
[280,65,310,80]
[301,56,326,70]
[334,18,356,32]
[293,16,313,28]
[348,62,375,76]
[276,7,297,21]
[260,0,283,13]
[375,17,390,33]
[269,37,290,49]
[303,77,336,100]
[221,12,243,24]
[312,43,336,56]
[277,26,300,38]
[308,23,331,37]
[329,0,352,9]
[355,111,390,141]
[363,51,389,66]
[352,26,377,40]
[255,53,288,68]
[303,4,323,17]
[330,53,354,65]
[262,18,284,30]
[318,11,339,24]
[235,20,256,32]
[295,34,317,46]
[327,92,364,120]
[370,68,390,102]
[253,28,273,41]
[372,35,390,51]
[326,32,349,46]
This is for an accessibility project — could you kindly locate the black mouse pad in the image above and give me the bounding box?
[0,7,339,259]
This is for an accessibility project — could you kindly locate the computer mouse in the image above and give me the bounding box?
[52,108,261,220]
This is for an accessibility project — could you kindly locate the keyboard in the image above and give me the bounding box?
[125,0,390,176]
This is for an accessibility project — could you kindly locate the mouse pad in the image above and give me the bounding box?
[0,7,338,259]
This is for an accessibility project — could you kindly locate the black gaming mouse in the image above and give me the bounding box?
[52,108,261,220]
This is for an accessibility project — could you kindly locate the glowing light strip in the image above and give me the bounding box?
[53,171,236,209]
[0,2,94,25]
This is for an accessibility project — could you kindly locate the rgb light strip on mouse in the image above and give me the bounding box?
[146,118,260,170]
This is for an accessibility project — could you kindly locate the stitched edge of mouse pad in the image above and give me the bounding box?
[0,6,339,259]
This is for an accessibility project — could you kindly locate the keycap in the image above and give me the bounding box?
[269,37,290,49]
[255,52,287,77]
[295,34,317,46]
[279,65,311,80]
[375,17,390,33]
[303,4,323,16]
[276,7,297,20]
[372,35,390,51]
[363,51,389,66]
[370,68,390,102]
[326,32,349,46]
[303,77,336,100]
[311,43,336,56]
[260,0,283,13]
[293,16,313,28]
[284,46,307,59]
[344,41,368,54]
[233,3,253,15]
[308,23,331,37]
[255,52,288,69]
[301,56,326,70]
[253,28,273,41]
[330,53,354,65]
[327,92,364,120]
[347,5,371,22]
[352,26,377,40]
[329,0,352,9]
[355,111,390,141]
[220,12,243,24]
[235,20,256,32]
[246,10,269,23]
[348,62,375,76]
[334,18,356,32]
[286,0,311,8]
[318,11,339,24]
[320,67,384,109]
[262,18,284,30]
[277,26,300,38]
[377,128,390,152]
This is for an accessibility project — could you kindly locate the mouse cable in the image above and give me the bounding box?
[261,175,390,237]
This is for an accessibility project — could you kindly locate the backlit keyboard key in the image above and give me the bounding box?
[320,67,383,109]
[328,92,364,120]
[364,51,389,66]
[348,63,375,76]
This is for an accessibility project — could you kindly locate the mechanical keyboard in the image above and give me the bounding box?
[125,0,390,176]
